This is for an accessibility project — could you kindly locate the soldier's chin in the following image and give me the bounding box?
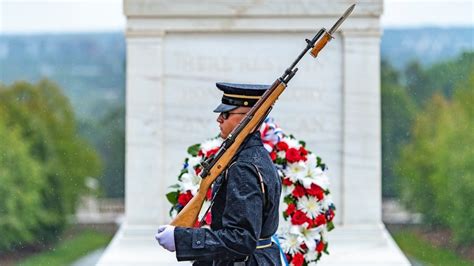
[220,131,228,139]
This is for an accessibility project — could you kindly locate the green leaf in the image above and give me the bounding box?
[327,221,335,231]
[283,195,295,205]
[324,242,330,254]
[276,158,286,165]
[187,143,201,156]
[178,169,189,180]
[298,140,306,147]
[168,184,180,189]
[166,191,178,205]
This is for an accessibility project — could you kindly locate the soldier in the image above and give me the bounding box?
[156,82,282,265]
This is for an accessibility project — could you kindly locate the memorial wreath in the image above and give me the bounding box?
[166,118,336,265]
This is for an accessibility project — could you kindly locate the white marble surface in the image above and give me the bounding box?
[98,223,409,266]
[99,0,410,265]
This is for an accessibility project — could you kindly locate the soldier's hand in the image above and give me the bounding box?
[155,225,176,252]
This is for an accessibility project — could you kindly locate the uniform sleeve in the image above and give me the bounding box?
[174,162,264,262]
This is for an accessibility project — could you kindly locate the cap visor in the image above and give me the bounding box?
[213,103,238,113]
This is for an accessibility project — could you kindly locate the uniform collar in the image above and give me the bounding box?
[242,131,263,149]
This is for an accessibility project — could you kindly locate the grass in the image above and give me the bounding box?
[392,229,473,266]
[17,230,113,266]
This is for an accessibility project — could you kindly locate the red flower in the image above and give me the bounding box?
[285,203,296,216]
[178,191,193,206]
[198,150,204,157]
[286,148,301,163]
[292,252,304,266]
[276,141,289,151]
[327,209,335,221]
[292,185,305,198]
[291,210,309,225]
[206,188,212,200]
[316,241,325,253]
[299,146,308,156]
[313,214,327,227]
[205,212,212,225]
[195,167,202,176]
[282,178,293,186]
[205,147,220,157]
[307,184,324,200]
[270,151,277,161]
[300,243,307,250]
[299,147,308,161]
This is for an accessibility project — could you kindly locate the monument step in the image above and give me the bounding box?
[98,223,410,266]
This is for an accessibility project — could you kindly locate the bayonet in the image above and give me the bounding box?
[310,4,356,58]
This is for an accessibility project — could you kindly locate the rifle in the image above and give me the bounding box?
[170,4,355,227]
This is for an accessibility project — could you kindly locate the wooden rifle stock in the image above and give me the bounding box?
[171,80,286,227]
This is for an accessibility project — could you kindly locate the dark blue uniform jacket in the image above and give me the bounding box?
[174,132,282,265]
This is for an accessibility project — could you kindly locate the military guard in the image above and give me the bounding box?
[156,82,282,265]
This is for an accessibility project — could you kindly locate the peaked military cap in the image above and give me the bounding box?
[213,82,270,113]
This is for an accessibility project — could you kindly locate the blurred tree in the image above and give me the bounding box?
[404,52,473,107]
[0,80,102,248]
[78,105,125,198]
[0,116,46,251]
[404,61,433,107]
[381,61,416,197]
[397,74,474,244]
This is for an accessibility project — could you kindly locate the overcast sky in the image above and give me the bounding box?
[0,0,473,33]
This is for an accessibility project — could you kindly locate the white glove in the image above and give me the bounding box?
[155,225,176,252]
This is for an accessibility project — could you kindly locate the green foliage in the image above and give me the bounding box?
[187,143,201,157]
[0,80,102,251]
[326,221,335,232]
[78,105,124,198]
[397,75,474,244]
[17,230,113,266]
[392,229,473,265]
[381,53,473,198]
[381,61,417,197]
[0,119,45,251]
[166,191,178,205]
[404,52,474,107]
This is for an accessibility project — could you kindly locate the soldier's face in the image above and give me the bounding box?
[216,107,250,139]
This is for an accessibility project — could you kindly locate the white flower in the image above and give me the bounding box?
[282,183,295,197]
[279,233,303,255]
[277,221,292,234]
[289,222,322,251]
[283,137,300,149]
[306,153,317,169]
[277,150,286,159]
[284,161,307,183]
[314,170,330,191]
[320,225,328,241]
[299,161,318,188]
[304,248,318,262]
[170,208,178,219]
[187,156,202,173]
[321,193,333,210]
[297,196,324,219]
[200,138,223,154]
[180,173,201,195]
